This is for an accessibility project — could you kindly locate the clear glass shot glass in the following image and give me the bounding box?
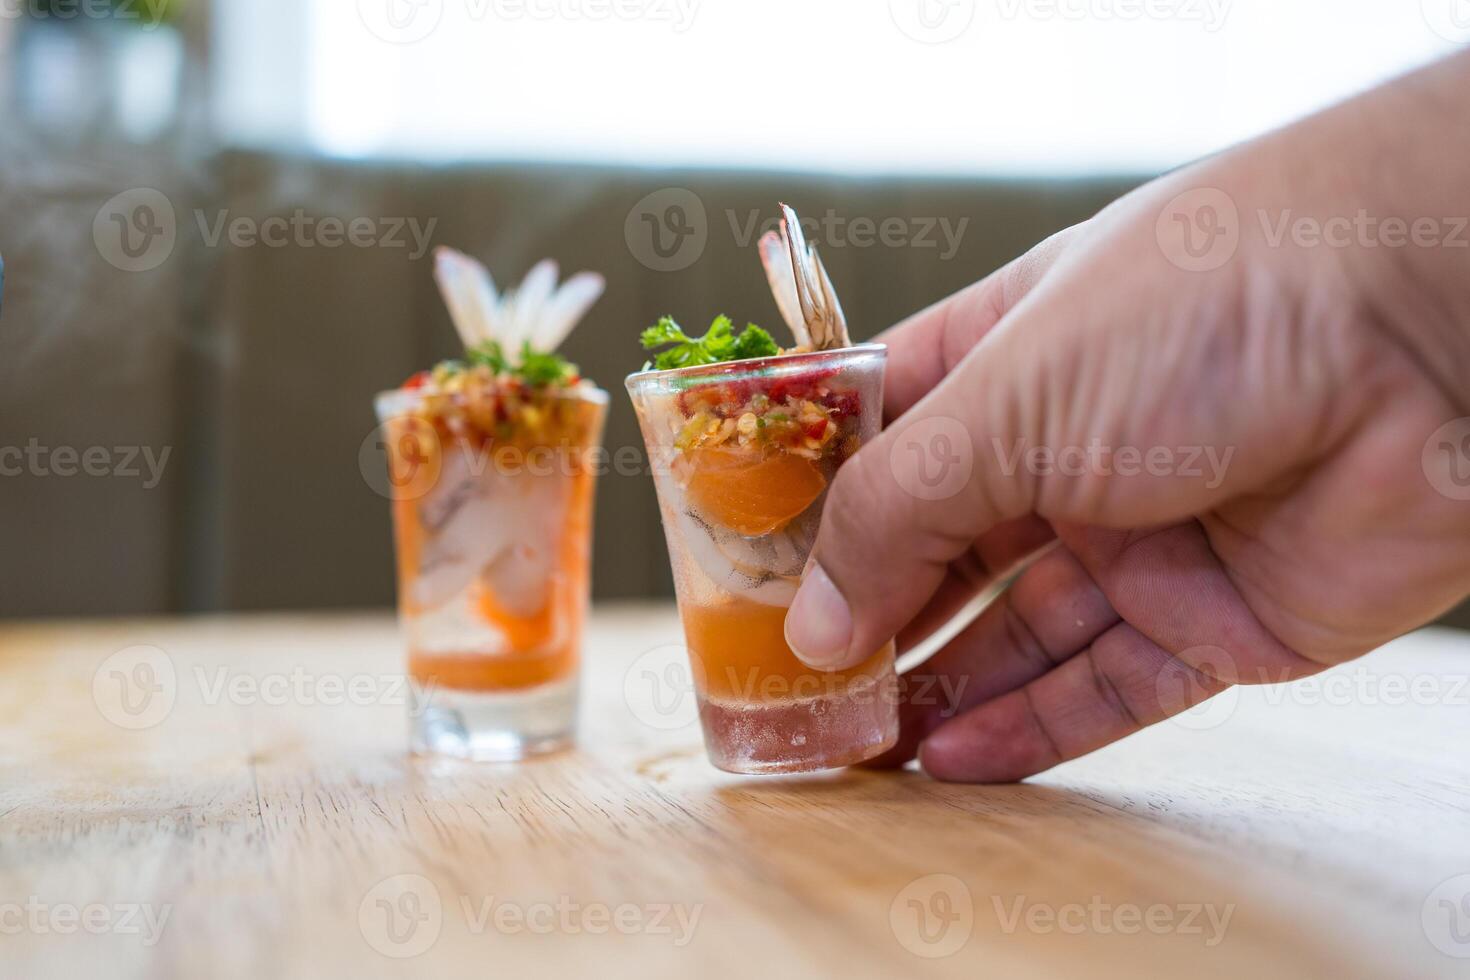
[375,384,607,761]
[626,344,899,774]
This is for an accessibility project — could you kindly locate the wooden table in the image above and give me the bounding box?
[2,605,1468,978]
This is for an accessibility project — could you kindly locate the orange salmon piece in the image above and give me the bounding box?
[683,447,825,537]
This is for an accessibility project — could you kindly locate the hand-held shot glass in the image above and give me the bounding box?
[628,346,898,773]
[626,204,899,774]
[376,248,608,761]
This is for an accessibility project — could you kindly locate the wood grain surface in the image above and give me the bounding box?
[1,606,1467,978]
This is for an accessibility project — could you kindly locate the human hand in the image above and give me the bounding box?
[782,53,1470,782]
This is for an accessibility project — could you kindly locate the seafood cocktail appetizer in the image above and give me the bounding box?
[626,205,898,774]
[376,249,608,760]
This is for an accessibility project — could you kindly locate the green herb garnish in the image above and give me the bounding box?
[640,316,780,371]
[461,340,579,387]
[465,341,509,374]
[516,343,579,386]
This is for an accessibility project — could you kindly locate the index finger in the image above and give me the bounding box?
[878,223,1085,423]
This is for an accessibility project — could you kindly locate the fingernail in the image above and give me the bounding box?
[784,562,853,669]
[915,732,952,779]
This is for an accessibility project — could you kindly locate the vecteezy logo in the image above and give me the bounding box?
[92,645,178,730]
[1156,645,1239,732]
[889,0,976,44]
[93,189,177,273]
[1155,187,1240,273]
[359,874,443,958]
[359,420,443,501]
[1423,874,1470,958]
[624,188,708,272]
[357,0,444,44]
[622,644,701,731]
[1421,0,1470,43]
[889,416,974,502]
[890,874,974,958]
[1422,418,1470,502]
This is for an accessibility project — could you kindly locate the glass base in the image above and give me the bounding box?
[697,677,899,775]
[409,676,578,762]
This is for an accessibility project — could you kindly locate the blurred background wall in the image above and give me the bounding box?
[1,0,1466,628]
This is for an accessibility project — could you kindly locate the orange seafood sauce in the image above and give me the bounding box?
[387,412,599,693]
[681,595,893,703]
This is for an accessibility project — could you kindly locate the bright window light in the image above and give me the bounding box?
[251,0,1465,175]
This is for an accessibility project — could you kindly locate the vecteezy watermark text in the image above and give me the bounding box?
[890,876,1234,958]
[0,898,171,947]
[94,187,439,272]
[994,0,1231,32]
[620,643,968,733]
[92,644,438,730]
[459,895,701,944]
[358,874,702,959]
[1159,188,1470,273]
[0,440,170,488]
[992,895,1235,946]
[356,0,699,45]
[0,0,174,28]
[192,666,430,713]
[1423,873,1470,958]
[623,190,970,272]
[1156,640,1470,733]
[1259,209,1470,251]
[992,437,1235,489]
[361,426,654,502]
[1423,417,1470,502]
[727,209,970,261]
[195,209,437,260]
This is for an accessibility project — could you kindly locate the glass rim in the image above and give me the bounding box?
[624,342,887,391]
[375,380,610,419]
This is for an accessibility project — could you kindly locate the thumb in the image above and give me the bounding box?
[783,330,1037,671]
[781,230,1085,671]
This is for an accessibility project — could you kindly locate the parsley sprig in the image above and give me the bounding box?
[442,340,579,387]
[640,316,780,371]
